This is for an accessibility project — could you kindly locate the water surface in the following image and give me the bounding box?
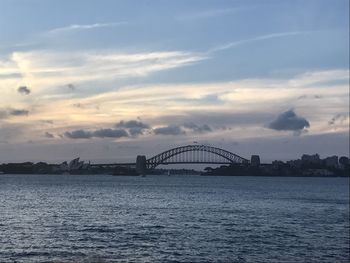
[0,174,349,262]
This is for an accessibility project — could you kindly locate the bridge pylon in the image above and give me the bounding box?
[136,155,147,175]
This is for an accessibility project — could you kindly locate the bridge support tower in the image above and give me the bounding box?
[136,155,147,175]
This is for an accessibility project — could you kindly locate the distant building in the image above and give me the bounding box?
[324,156,338,168]
[251,155,260,167]
[272,160,284,169]
[301,154,321,165]
[339,156,349,169]
[287,159,302,169]
[59,161,69,172]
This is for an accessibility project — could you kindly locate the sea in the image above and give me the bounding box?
[0,174,349,263]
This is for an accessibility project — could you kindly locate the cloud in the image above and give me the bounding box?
[4,50,205,91]
[209,31,310,53]
[63,69,347,122]
[0,108,31,119]
[48,22,127,34]
[1,69,347,144]
[67,84,76,91]
[328,114,348,125]
[116,120,151,136]
[64,129,92,139]
[116,120,150,129]
[268,109,310,135]
[17,86,31,95]
[64,128,128,139]
[72,103,83,108]
[153,125,185,136]
[64,120,212,140]
[176,8,235,21]
[93,128,128,138]
[183,122,212,133]
[153,112,274,129]
[10,109,29,116]
[152,122,212,136]
[288,70,350,88]
[44,132,54,138]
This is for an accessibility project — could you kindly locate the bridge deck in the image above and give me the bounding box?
[150,161,237,165]
[90,163,136,167]
[91,161,245,167]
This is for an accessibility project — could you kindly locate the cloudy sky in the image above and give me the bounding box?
[0,0,349,163]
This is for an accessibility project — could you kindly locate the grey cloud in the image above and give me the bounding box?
[93,128,128,138]
[116,120,150,129]
[268,109,310,134]
[183,122,212,133]
[64,120,151,139]
[0,108,30,118]
[44,132,54,138]
[67,84,76,91]
[328,114,348,125]
[18,86,31,95]
[128,128,144,136]
[9,109,29,116]
[116,120,150,136]
[153,125,185,136]
[64,129,92,139]
[64,128,128,139]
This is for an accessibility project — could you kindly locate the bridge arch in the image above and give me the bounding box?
[146,144,249,169]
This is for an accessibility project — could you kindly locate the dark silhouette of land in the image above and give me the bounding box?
[0,153,348,177]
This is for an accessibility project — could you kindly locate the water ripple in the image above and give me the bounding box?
[0,174,349,263]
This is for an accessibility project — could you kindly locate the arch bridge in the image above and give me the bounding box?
[135,145,249,173]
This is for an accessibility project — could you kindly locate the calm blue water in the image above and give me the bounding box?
[0,174,349,263]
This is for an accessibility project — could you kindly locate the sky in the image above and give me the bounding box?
[0,0,349,163]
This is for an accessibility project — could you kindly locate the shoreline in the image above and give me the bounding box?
[0,173,349,178]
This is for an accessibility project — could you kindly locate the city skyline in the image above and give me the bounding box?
[0,0,349,163]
